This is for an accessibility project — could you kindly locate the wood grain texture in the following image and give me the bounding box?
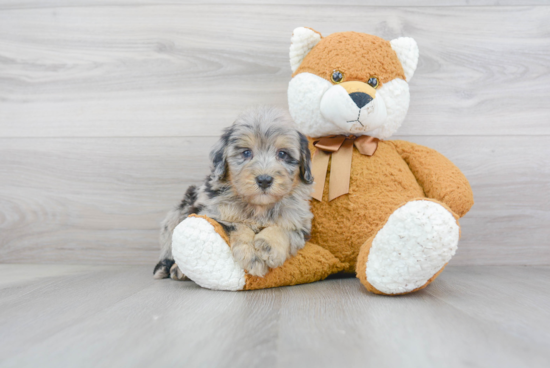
[0,137,212,264]
[0,5,549,137]
[0,265,549,367]
[0,135,548,265]
[0,3,549,266]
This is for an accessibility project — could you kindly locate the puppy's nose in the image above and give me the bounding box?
[349,92,373,108]
[256,175,274,189]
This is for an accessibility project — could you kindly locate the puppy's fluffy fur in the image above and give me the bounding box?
[154,107,314,280]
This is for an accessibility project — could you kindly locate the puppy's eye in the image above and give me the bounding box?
[277,150,288,159]
[331,70,344,84]
[242,150,252,159]
[367,77,379,89]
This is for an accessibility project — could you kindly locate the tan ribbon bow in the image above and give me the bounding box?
[311,135,379,201]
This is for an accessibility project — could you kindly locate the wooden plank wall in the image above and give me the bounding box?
[1,1,549,266]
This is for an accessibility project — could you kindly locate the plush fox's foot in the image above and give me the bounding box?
[172,215,246,290]
[357,200,460,295]
[172,215,345,291]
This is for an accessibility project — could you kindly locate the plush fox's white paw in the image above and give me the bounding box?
[365,200,459,294]
[172,217,246,291]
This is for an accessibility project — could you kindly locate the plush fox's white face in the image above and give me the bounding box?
[287,28,419,139]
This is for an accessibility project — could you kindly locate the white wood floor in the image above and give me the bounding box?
[0,264,549,368]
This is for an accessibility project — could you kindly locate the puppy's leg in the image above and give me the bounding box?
[170,262,187,281]
[289,229,309,256]
[254,226,292,269]
[230,224,269,277]
[153,208,188,280]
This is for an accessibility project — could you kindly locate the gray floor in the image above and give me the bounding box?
[0,265,549,367]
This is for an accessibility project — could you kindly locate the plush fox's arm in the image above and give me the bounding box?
[391,140,474,218]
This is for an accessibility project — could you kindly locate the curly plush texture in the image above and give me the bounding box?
[288,32,414,140]
[290,27,322,73]
[392,140,474,217]
[356,200,460,295]
[306,138,472,292]
[244,242,345,290]
[172,215,246,291]
[390,37,419,81]
[308,139,465,272]
[293,32,406,86]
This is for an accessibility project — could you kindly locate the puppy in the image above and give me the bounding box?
[153,106,314,280]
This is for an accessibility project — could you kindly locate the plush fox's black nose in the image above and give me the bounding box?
[256,175,274,189]
[349,92,373,108]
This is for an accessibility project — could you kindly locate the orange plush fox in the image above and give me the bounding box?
[171,29,474,295]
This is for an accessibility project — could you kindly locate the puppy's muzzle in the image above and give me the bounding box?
[256,175,274,189]
[340,81,376,108]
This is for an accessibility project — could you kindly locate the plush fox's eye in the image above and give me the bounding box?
[331,70,344,83]
[367,77,379,89]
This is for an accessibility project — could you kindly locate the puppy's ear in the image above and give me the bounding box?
[298,131,313,184]
[209,126,233,180]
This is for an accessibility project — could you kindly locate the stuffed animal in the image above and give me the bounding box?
[171,28,474,295]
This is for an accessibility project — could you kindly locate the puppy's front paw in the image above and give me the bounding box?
[232,241,269,277]
[230,225,268,277]
[254,227,290,269]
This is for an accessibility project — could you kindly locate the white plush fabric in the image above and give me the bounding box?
[172,217,245,291]
[290,27,322,73]
[366,201,459,294]
[288,73,410,139]
[367,79,410,139]
[320,84,387,135]
[288,72,335,137]
[390,37,419,82]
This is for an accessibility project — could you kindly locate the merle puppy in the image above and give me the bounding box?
[154,107,314,280]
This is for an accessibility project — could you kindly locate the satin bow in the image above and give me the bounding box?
[311,135,379,201]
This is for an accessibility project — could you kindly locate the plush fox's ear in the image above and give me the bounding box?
[390,37,419,81]
[290,27,322,73]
